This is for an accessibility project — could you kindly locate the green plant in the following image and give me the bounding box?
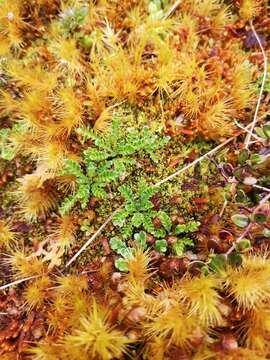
[154,239,167,253]
[112,179,171,238]
[172,237,194,256]
[60,117,169,214]
[254,72,270,94]
[0,124,22,160]
[60,6,89,34]
[110,231,147,272]
[174,221,200,234]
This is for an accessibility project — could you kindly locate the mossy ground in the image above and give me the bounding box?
[0,0,270,359]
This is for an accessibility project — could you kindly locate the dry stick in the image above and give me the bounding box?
[234,120,263,143]
[0,275,39,291]
[244,20,268,149]
[164,0,182,19]
[153,125,252,188]
[253,184,270,193]
[65,205,124,268]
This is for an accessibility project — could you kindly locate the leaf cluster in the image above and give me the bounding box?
[60,117,169,214]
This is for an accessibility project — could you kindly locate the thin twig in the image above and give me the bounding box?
[253,184,270,193]
[0,275,39,291]
[153,124,253,188]
[234,120,263,143]
[244,20,268,149]
[65,205,124,268]
[164,0,182,19]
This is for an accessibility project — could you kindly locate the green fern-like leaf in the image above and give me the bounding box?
[119,185,134,202]
[59,194,78,215]
[158,211,172,232]
[131,212,144,227]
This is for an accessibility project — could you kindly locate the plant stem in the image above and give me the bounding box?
[164,0,182,19]
[65,205,124,268]
[0,275,40,291]
[153,124,253,188]
[244,21,268,149]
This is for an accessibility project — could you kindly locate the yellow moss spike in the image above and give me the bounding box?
[122,280,158,315]
[29,343,63,360]
[144,337,168,360]
[0,89,18,116]
[199,98,235,140]
[23,275,51,309]
[143,304,201,349]
[16,174,58,221]
[18,90,56,132]
[93,106,114,133]
[56,274,89,297]
[0,220,16,248]
[230,62,255,111]
[0,35,11,56]
[239,0,261,21]
[6,62,58,93]
[57,86,84,135]
[224,254,270,310]
[179,274,222,327]
[50,37,84,76]
[35,141,68,176]
[8,250,46,277]
[125,247,153,284]
[241,304,270,354]
[63,299,130,360]
[48,215,76,251]
[0,0,26,50]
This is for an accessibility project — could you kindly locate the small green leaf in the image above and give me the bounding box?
[131,213,144,227]
[81,36,92,48]
[238,149,249,165]
[175,224,186,234]
[209,254,226,272]
[255,127,267,139]
[77,127,95,142]
[186,221,200,232]
[172,241,185,256]
[158,211,172,232]
[1,146,16,160]
[109,237,126,251]
[231,214,250,228]
[263,124,270,138]
[118,247,132,258]
[253,213,267,224]
[154,239,167,253]
[134,231,147,248]
[119,184,133,202]
[201,265,209,276]
[250,153,266,165]
[175,221,200,234]
[235,239,251,252]
[263,228,270,237]
[227,253,242,268]
[235,190,249,204]
[87,162,96,177]
[152,228,167,238]
[115,258,129,272]
[59,195,78,215]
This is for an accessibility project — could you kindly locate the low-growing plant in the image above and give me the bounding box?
[112,180,171,238]
[59,117,169,214]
